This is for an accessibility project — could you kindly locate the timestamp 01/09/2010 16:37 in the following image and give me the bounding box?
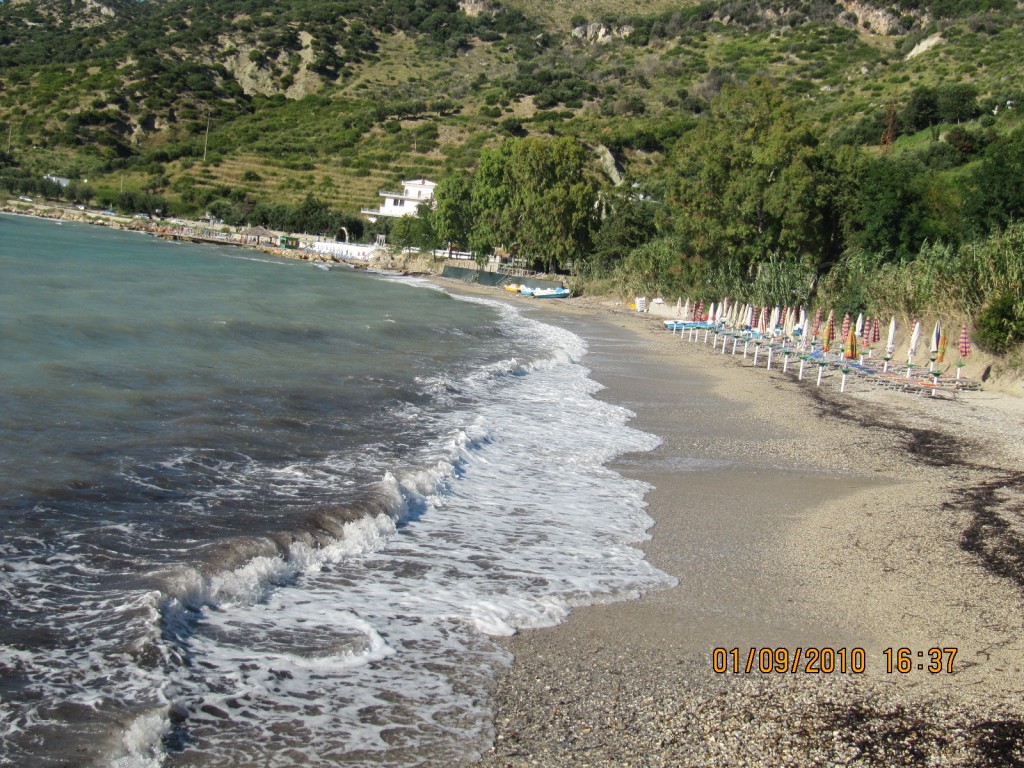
[712,647,958,675]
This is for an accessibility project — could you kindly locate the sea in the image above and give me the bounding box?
[0,213,672,767]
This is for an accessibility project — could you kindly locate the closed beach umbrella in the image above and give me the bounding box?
[937,328,947,363]
[812,308,822,341]
[958,323,972,358]
[675,297,682,317]
[841,313,851,343]
[682,298,690,320]
[908,319,922,361]
[886,316,897,356]
[844,327,859,360]
[694,300,703,322]
[761,306,770,332]
[855,313,864,338]
[708,302,717,323]
[862,316,873,347]
[823,310,835,351]
[872,317,882,344]
[930,320,942,357]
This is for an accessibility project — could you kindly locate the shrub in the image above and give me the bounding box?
[974,293,1024,354]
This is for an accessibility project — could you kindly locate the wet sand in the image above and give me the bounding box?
[436,285,1024,767]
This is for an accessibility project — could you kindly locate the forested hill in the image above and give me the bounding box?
[3,0,1024,352]
[1,0,1021,216]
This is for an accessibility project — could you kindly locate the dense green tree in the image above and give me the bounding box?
[590,195,658,273]
[962,127,1024,236]
[902,86,939,133]
[841,155,959,259]
[431,173,474,252]
[936,83,979,123]
[665,79,844,289]
[465,136,599,272]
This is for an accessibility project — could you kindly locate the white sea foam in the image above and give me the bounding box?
[0,279,670,768]
[131,293,673,767]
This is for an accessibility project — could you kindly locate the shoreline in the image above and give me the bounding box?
[433,279,1024,766]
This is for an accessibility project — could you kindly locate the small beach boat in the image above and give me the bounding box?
[519,285,534,296]
[530,287,570,299]
[504,283,521,293]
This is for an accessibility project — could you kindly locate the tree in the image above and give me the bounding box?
[431,173,474,252]
[665,79,844,290]
[467,136,599,272]
[936,83,979,124]
[589,195,658,273]
[962,128,1024,237]
[902,86,939,133]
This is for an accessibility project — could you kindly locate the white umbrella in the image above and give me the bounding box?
[708,302,717,323]
[885,317,897,356]
[855,313,864,338]
[769,306,780,333]
[930,319,942,370]
[681,298,690,321]
[908,320,922,363]
[675,297,682,317]
[745,305,754,327]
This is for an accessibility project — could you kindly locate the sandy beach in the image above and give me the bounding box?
[436,284,1024,767]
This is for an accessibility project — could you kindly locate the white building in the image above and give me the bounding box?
[361,179,436,223]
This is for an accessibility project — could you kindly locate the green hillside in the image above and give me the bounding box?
[4,0,1024,352]
[1,0,1021,216]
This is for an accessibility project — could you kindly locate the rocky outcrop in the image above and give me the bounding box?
[595,144,625,187]
[837,0,904,35]
[459,0,497,17]
[571,23,635,44]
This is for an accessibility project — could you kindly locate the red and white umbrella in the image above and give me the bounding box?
[840,313,851,343]
[958,323,972,358]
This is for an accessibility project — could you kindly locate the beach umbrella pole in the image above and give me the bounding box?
[753,346,760,366]
[767,348,773,370]
[799,359,805,380]
[816,365,823,386]
[732,337,738,355]
[841,371,848,393]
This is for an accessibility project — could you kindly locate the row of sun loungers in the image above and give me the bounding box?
[665,320,981,399]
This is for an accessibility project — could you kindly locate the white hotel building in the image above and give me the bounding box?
[361,179,437,223]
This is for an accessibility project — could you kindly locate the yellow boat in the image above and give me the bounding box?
[503,283,520,293]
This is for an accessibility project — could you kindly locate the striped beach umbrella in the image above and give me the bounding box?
[844,326,859,360]
[958,323,972,358]
[862,316,873,348]
[937,327,947,363]
[872,317,882,344]
[761,306,770,332]
[823,310,836,352]
[840,313,851,343]
[694,300,703,322]
[812,308,822,341]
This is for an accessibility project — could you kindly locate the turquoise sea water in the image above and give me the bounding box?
[0,214,670,767]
